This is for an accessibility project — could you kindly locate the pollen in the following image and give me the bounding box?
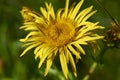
[46,21,75,47]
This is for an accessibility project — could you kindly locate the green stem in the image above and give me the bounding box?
[82,42,108,80]
[82,62,97,80]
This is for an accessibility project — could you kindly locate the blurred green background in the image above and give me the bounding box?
[0,0,120,80]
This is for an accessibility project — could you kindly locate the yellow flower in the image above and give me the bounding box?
[20,0,104,78]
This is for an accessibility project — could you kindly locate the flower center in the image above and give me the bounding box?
[46,22,75,46]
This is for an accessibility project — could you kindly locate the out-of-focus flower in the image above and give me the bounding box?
[105,21,120,46]
[20,0,104,78]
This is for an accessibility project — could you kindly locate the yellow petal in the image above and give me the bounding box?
[45,2,55,19]
[34,44,43,55]
[24,31,39,40]
[44,59,53,76]
[45,2,51,11]
[45,2,55,20]
[59,48,68,79]
[38,47,55,68]
[24,27,37,31]
[63,0,69,18]
[21,41,38,47]
[67,3,75,18]
[76,22,99,39]
[34,44,48,59]
[44,53,54,76]
[64,47,69,63]
[35,48,44,60]
[19,25,27,29]
[72,43,85,55]
[68,50,77,77]
[81,10,97,23]
[75,6,92,22]
[24,37,41,42]
[20,43,40,57]
[40,7,47,18]
[67,45,81,60]
[28,12,41,20]
[51,6,55,19]
[77,6,93,24]
[70,0,84,20]
[71,40,88,45]
[20,25,38,31]
[57,9,64,20]
[19,39,26,42]
[82,36,104,41]
[38,47,50,68]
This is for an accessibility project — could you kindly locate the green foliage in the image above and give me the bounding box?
[0,0,120,80]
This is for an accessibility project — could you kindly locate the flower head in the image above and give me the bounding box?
[105,21,120,46]
[20,0,104,78]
